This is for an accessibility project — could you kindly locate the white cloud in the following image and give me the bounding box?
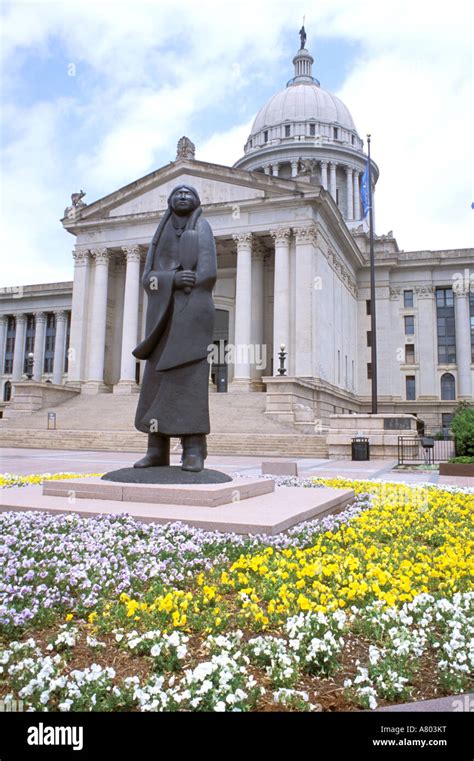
[198,122,253,167]
[0,0,472,287]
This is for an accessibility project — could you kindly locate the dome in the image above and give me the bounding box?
[233,28,377,226]
[250,83,357,136]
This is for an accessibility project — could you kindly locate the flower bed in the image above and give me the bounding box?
[0,475,472,712]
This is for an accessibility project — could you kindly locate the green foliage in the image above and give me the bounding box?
[448,456,474,464]
[450,404,474,457]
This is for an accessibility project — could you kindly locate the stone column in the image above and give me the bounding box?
[52,311,67,385]
[416,286,437,399]
[271,163,279,176]
[85,248,109,393]
[291,160,299,177]
[251,242,266,384]
[114,245,141,394]
[231,233,253,390]
[329,162,337,201]
[320,160,328,190]
[0,315,7,377]
[67,249,90,385]
[31,312,46,382]
[294,226,316,377]
[263,165,271,175]
[11,314,27,381]
[345,167,354,220]
[270,228,291,376]
[454,291,472,398]
[353,171,361,220]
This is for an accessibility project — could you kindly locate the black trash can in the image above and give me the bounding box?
[352,436,370,461]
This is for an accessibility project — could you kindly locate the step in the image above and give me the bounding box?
[1,392,297,435]
[0,429,328,458]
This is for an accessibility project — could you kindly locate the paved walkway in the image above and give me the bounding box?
[439,474,474,488]
[0,447,441,484]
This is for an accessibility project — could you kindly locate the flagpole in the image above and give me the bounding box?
[367,134,378,414]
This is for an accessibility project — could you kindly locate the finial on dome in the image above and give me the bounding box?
[288,26,319,87]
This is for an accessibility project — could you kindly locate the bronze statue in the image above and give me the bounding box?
[132,184,217,472]
[299,25,307,50]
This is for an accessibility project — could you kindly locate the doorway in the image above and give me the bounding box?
[210,309,229,392]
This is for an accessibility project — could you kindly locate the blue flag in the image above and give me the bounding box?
[360,161,370,218]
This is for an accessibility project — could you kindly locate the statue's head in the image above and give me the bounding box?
[169,185,200,216]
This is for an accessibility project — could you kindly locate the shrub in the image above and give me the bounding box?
[447,456,474,464]
[450,404,474,457]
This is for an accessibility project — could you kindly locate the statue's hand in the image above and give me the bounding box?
[174,270,196,289]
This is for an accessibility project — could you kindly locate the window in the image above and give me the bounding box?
[263,130,268,143]
[43,313,56,374]
[405,344,415,364]
[440,372,455,400]
[285,124,291,137]
[436,287,456,364]
[351,135,355,145]
[403,290,414,308]
[64,312,71,373]
[4,316,15,374]
[442,412,453,432]
[404,315,414,335]
[3,380,11,402]
[333,127,339,140]
[336,188,339,206]
[23,315,35,374]
[309,123,316,136]
[366,300,371,316]
[367,362,372,380]
[406,375,416,400]
[470,292,474,362]
[367,330,372,347]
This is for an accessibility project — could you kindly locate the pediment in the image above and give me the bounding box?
[109,172,265,217]
[70,159,298,225]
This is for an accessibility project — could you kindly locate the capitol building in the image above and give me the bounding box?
[0,33,472,445]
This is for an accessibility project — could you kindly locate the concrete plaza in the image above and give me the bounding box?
[0,447,441,484]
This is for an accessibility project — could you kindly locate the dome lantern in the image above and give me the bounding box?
[288,27,319,87]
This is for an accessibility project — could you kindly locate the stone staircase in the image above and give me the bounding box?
[0,392,328,458]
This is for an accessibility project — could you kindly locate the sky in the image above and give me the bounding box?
[1,0,472,287]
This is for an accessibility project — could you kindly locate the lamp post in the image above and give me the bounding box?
[277,343,287,376]
[25,352,34,380]
[367,134,378,414]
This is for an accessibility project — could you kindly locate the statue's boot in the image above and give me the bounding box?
[181,434,207,472]
[134,433,170,468]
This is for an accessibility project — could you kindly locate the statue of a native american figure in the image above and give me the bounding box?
[132,184,217,472]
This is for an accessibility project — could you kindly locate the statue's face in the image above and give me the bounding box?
[170,188,196,215]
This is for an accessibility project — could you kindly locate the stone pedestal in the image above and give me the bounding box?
[3,381,80,419]
[22,476,356,535]
[113,381,140,395]
[327,413,419,460]
[81,381,111,395]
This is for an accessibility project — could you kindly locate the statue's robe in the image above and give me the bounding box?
[133,209,217,435]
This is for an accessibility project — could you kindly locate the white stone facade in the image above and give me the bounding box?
[0,39,472,432]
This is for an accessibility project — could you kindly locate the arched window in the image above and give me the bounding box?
[440,372,455,400]
[3,381,11,402]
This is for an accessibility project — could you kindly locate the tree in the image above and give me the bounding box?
[451,403,474,457]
